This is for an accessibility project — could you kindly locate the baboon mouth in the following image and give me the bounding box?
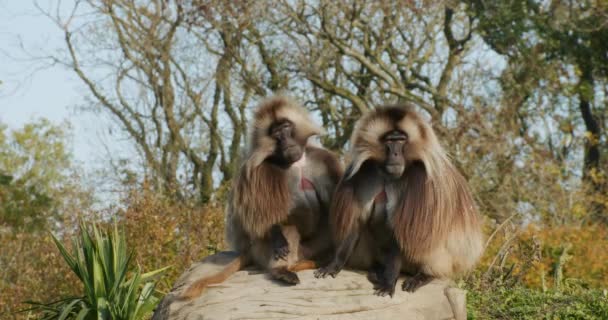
[385,165,404,177]
[284,148,303,163]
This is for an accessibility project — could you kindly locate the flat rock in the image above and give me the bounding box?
[153,252,466,320]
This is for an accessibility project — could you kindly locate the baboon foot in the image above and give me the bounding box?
[402,272,432,293]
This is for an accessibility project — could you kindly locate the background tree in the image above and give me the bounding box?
[0,119,92,319]
[47,0,268,203]
[469,0,608,221]
[48,0,484,202]
[46,0,608,225]
[0,119,90,232]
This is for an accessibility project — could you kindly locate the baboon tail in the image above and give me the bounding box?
[288,259,317,272]
[180,255,248,300]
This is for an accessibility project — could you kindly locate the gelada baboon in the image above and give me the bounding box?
[181,96,341,300]
[316,104,483,296]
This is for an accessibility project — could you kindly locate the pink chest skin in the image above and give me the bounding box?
[374,189,387,203]
[293,154,316,191]
[300,177,315,191]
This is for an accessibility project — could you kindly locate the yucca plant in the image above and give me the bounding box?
[25,222,168,320]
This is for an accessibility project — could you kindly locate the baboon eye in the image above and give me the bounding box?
[383,130,407,142]
[269,120,297,145]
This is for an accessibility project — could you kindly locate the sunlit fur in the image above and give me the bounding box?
[234,96,325,238]
[333,104,483,278]
[181,96,340,300]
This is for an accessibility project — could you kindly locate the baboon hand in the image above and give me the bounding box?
[373,281,396,298]
[402,273,431,292]
[314,263,341,279]
[273,244,290,261]
[270,224,290,261]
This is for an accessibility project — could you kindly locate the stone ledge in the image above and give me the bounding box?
[153,252,466,320]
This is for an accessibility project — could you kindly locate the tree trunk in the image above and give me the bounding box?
[578,65,601,186]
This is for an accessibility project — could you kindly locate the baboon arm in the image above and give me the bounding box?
[331,161,383,242]
[305,146,343,210]
[332,231,360,270]
[376,237,403,297]
[383,238,403,283]
[315,231,360,278]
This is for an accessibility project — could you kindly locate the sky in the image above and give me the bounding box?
[0,0,104,167]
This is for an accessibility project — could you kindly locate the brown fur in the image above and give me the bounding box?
[233,162,291,238]
[305,146,342,184]
[331,163,375,242]
[392,161,478,262]
[335,104,483,278]
[331,179,360,243]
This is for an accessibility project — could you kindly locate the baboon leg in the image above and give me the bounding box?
[373,239,402,297]
[367,263,384,286]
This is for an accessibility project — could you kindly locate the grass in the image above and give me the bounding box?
[467,283,608,319]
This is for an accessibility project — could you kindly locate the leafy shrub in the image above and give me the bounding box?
[0,189,225,319]
[528,225,608,288]
[0,232,80,319]
[119,188,225,292]
[468,285,608,319]
[481,224,608,289]
[24,222,167,320]
[472,222,608,319]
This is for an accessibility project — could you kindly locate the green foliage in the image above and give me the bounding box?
[467,0,536,56]
[0,119,71,190]
[24,222,168,320]
[0,173,54,232]
[0,119,83,232]
[473,223,608,319]
[468,285,608,319]
[481,225,608,289]
[0,188,224,320]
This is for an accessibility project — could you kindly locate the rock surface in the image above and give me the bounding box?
[153,252,467,320]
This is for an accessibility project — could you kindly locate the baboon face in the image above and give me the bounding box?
[381,130,407,179]
[268,119,304,167]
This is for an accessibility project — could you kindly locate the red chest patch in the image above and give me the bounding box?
[300,177,315,191]
[374,189,387,203]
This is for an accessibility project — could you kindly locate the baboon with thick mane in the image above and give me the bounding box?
[316,104,483,296]
[182,96,342,300]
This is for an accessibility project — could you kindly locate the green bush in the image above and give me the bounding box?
[468,285,608,319]
[24,222,168,320]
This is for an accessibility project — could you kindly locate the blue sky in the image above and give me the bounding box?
[0,0,103,166]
